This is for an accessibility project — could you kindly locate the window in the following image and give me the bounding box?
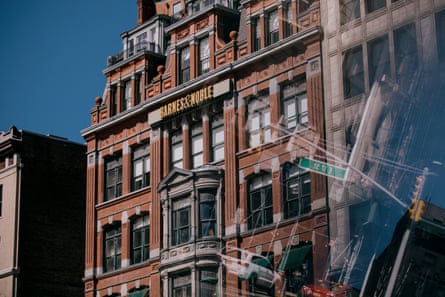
[172,271,192,297]
[179,46,190,84]
[368,36,390,87]
[199,189,217,237]
[129,39,135,56]
[345,124,357,161]
[211,114,224,162]
[340,0,360,25]
[199,37,210,75]
[149,28,157,52]
[283,163,311,219]
[299,0,314,13]
[394,24,418,78]
[252,18,261,51]
[105,155,122,201]
[136,32,148,51]
[248,94,271,147]
[135,74,143,105]
[365,0,385,14]
[191,122,203,168]
[132,143,150,190]
[436,10,445,62]
[0,185,2,216]
[248,173,273,229]
[284,3,293,37]
[171,130,183,169]
[131,215,150,264]
[200,268,218,297]
[282,78,308,131]
[104,224,122,272]
[268,10,279,45]
[173,2,183,20]
[110,85,118,116]
[172,197,191,245]
[343,46,364,98]
[122,79,132,111]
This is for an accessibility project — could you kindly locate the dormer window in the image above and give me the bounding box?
[173,2,183,19]
[136,32,148,52]
[122,79,132,111]
[129,39,135,57]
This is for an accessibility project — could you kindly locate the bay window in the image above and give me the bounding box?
[172,197,191,245]
[199,189,217,238]
[172,272,192,297]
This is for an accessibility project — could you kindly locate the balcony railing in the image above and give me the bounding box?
[107,41,162,67]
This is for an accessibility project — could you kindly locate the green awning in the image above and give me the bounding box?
[128,288,149,297]
[277,245,312,271]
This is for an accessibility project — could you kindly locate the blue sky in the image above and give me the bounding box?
[0,0,137,143]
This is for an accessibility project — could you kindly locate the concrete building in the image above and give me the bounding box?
[0,126,86,297]
[81,0,330,296]
[362,200,445,296]
[319,0,445,292]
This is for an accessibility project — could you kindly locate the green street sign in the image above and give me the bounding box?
[299,157,346,180]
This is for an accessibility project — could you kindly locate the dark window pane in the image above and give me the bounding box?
[341,0,360,25]
[437,10,445,62]
[343,46,364,98]
[365,0,386,13]
[368,36,390,87]
[394,24,417,78]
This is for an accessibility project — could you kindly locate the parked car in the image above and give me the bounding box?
[217,247,281,288]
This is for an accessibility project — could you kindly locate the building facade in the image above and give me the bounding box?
[0,126,86,297]
[81,0,330,296]
[319,0,445,293]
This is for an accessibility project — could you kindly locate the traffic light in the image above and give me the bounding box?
[409,199,425,222]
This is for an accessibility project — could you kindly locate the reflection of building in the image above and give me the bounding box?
[0,127,86,297]
[319,0,445,290]
[81,0,330,296]
[362,200,445,296]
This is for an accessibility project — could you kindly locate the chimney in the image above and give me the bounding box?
[137,0,156,25]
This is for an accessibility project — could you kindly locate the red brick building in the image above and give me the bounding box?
[81,0,329,296]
